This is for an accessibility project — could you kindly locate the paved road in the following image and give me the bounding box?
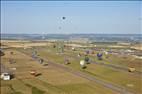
[90,61,142,75]
[63,52,142,76]
[18,49,135,94]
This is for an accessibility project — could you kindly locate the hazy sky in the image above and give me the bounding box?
[1,1,142,34]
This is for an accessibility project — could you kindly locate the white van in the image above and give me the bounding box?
[1,73,10,80]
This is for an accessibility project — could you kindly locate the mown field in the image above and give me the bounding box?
[1,49,116,94]
[1,41,142,94]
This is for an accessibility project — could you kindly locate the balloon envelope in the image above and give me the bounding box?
[97,53,103,57]
[80,60,85,66]
[62,17,66,20]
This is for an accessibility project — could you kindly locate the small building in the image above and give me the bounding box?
[1,73,11,80]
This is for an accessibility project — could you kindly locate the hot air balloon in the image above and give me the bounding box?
[104,51,109,58]
[72,47,75,51]
[32,51,37,60]
[64,58,70,65]
[84,56,90,64]
[80,60,86,69]
[62,17,66,20]
[78,53,81,57]
[97,53,103,60]
[39,58,44,64]
[32,50,37,56]
[85,50,89,55]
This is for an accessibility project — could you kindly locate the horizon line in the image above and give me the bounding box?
[1,33,141,35]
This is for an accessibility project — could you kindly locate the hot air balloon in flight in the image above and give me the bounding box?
[62,17,66,20]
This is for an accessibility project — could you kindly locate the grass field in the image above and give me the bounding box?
[1,41,142,94]
[30,46,141,94]
[1,49,116,94]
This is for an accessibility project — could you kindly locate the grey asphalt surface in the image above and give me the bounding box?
[63,52,142,76]
[90,61,142,75]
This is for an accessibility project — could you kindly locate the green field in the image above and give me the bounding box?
[1,42,142,94]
